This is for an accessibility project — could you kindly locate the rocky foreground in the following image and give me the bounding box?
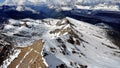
[8,40,46,68]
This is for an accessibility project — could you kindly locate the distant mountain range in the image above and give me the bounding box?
[1,0,120,6]
[0,5,120,32]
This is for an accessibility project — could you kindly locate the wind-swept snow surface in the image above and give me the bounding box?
[1,17,120,68]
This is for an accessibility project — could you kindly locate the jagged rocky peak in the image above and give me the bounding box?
[56,18,71,25]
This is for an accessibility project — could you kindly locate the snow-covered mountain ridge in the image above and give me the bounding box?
[1,17,120,68]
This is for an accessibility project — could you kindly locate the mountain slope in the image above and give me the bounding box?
[42,17,120,68]
[0,17,120,68]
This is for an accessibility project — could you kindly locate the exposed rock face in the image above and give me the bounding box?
[8,40,46,68]
[107,30,120,48]
[0,34,13,65]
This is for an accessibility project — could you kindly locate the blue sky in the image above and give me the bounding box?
[0,0,4,3]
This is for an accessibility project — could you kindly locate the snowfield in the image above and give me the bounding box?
[1,17,120,68]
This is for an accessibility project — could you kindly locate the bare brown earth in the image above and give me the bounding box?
[8,40,47,68]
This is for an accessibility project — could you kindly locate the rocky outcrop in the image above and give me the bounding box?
[0,34,14,65]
